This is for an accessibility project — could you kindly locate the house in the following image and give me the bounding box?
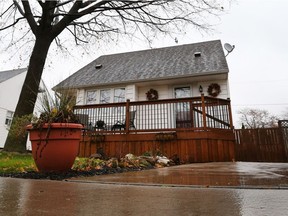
[0,68,47,149]
[55,40,230,104]
[0,68,27,148]
[54,40,235,162]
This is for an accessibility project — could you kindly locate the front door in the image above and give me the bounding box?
[174,87,192,128]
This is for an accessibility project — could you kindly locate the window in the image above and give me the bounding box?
[86,88,126,104]
[114,88,125,102]
[86,90,97,104]
[5,111,13,127]
[174,86,191,98]
[100,89,111,104]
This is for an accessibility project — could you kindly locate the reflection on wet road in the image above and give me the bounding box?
[72,162,288,188]
[0,177,287,216]
[0,162,288,215]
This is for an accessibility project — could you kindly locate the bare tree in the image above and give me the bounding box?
[238,108,279,129]
[280,107,288,120]
[0,0,229,152]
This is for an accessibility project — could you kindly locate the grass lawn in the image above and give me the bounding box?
[0,151,37,173]
[0,150,164,176]
[0,151,108,174]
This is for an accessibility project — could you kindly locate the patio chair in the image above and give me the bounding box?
[176,111,192,128]
[94,120,107,130]
[76,114,89,126]
[112,110,136,130]
[75,114,94,130]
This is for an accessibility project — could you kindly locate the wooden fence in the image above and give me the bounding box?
[234,128,288,162]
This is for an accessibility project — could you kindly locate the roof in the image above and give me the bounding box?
[54,40,228,90]
[0,68,27,83]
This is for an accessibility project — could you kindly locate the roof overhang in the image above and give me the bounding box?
[54,70,228,91]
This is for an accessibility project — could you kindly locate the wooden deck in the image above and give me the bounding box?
[74,95,235,163]
[79,129,235,163]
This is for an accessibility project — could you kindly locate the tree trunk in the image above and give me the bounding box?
[4,36,52,153]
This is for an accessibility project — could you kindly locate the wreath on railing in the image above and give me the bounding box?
[146,88,159,100]
[207,83,221,97]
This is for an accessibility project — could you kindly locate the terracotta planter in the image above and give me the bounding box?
[26,123,83,172]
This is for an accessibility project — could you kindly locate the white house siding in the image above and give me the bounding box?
[0,72,26,148]
[126,84,136,101]
[0,108,9,148]
[195,80,229,99]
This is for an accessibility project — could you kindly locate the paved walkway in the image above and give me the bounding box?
[70,162,288,189]
[0,162,288,216]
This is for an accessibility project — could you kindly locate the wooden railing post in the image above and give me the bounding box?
[201,94,207,130]
[125,99,130,134]
[189,100,194,128]
[227,98,234,129]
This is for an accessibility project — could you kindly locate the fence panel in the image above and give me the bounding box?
[234,128,287,162]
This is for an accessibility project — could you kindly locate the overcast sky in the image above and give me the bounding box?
[1,0,288,128]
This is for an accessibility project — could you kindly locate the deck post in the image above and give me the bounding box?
[227,98,234,129]
[189,100,194,128]
[125,99,130,134]
[201,94,207,130]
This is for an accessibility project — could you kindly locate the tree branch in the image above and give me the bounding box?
[21,0,38,34]
[36,0,44,8]
[13,0,25,16]
[0,17,26,31]
[56,0,74,8]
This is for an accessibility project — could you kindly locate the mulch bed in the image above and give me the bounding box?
[0,166,152,181]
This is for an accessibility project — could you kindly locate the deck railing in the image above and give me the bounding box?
[73,94,233,133]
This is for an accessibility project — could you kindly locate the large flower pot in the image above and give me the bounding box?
[26,123,83,172]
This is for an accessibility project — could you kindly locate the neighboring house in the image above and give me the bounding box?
[54,40,230,104]
[0,68,47,149]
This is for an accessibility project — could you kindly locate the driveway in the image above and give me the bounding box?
[0,162,287,216]
[70,162,288,189]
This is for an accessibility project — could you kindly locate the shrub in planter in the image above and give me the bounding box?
[26,92,83,172]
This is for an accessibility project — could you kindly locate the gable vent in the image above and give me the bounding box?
[194,52,201,57]
[95,64,102,69]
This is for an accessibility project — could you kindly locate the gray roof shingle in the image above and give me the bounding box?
[0,68,27,83]
[54,40,228,90]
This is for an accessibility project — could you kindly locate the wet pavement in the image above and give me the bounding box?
[70,162,288,189]
[0,162,288,216]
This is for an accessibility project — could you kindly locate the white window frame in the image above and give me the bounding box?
[174,86,192,98]
[86,90,98,104]
[113,88,126,103]
[85,87,126,104]
[100,89,112,104]
[5,110,14,127]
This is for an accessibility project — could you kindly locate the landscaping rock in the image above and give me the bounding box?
[106,158,119,168]
[125,153,137,160]
[89,153,102,159]
[156,156,171,165]
[139,156,157,166]
[139,158,153,168]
